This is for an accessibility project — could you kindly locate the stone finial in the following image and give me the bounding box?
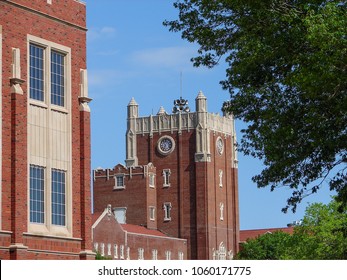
[157,106,166,115]
[195,90,207,112]
[128,97,138,106]
[10,48,25,94]
[78,69,92,112]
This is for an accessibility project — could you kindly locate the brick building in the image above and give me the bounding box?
[0,0,93,259]
[92,205,187,260]
[93,92,240,260]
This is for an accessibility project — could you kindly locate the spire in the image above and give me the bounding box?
[195,90,207,112]
[128,97,138,106]
[127,97,138,119]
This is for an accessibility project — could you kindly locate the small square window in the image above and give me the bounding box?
[114,174,125,190]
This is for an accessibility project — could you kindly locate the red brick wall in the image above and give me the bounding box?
[92,211,187,260]
[0,0,92,259]
[93,165,151,226]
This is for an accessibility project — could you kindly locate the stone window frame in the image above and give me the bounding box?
[27,35,72,237]
[152,249,158,260]
[138,248,144,260]
[163,202,172,222]
[149,173,155,188]
[114,174,125,190]
[165,250,171,260]
[28,35,71,112]
[149,206,156,221]
[219,169,223,188]
[162,169,171,188]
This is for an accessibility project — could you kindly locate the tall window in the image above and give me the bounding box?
[152,249,158,260]
[51,169,66,226]
[120,245,124,259]
[219,170,223,188]
[138,248,144,260]
[163,169,171,187]
[165,250,171,260]
[51,51,65,106]
[149,173,155,188]
[163,202,172,221]
[29,165,45,223]
[29,44,44,101]
[149,206,155,221]
[29,43,66,107]
[114,244,118,259]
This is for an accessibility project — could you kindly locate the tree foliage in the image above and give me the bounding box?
[164,0,347,212]
[236,200,347,259]
[237,231,293,260]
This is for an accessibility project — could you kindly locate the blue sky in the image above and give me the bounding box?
[85,0,333,230]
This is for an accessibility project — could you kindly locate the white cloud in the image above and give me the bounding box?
[87,26,117,42]
[130,46,197,70]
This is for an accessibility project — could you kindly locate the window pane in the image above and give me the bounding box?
[29,44,44,101]
[51,169,66,226]
[29,165,45,223]
[51,51,65,106]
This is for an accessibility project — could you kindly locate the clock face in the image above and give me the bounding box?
[160,138,172,152]
[217,137,224,155]
[158,136,175,155]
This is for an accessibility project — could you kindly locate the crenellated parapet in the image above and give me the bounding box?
[125,91,237,165]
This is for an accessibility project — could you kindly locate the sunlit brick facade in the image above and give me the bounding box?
[0,0,93,259]
[93,92,240,260]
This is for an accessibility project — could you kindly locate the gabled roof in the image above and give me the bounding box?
[240,227,294,242]
[121,224,167,237]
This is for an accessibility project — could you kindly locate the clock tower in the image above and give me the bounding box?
[124,91,239,259]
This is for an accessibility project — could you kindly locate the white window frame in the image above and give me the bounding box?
[27,35,72,237]
[100,243,105,256]
[120,245,125,259]
[114,244,118,259]
[107,243,112,256]
[163,202,172,221]
[152,249,158,260]
[220,202,224,221]
[165,250,171,260]
[149,206,156,221]
[149,173,155,188]
[28,35,70,111]
[219,169,223,188]
[163,169,171,188]
[113,207,127,224]
[138,248,144,260]
[178,251,184,260]
[114,174,125,190]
